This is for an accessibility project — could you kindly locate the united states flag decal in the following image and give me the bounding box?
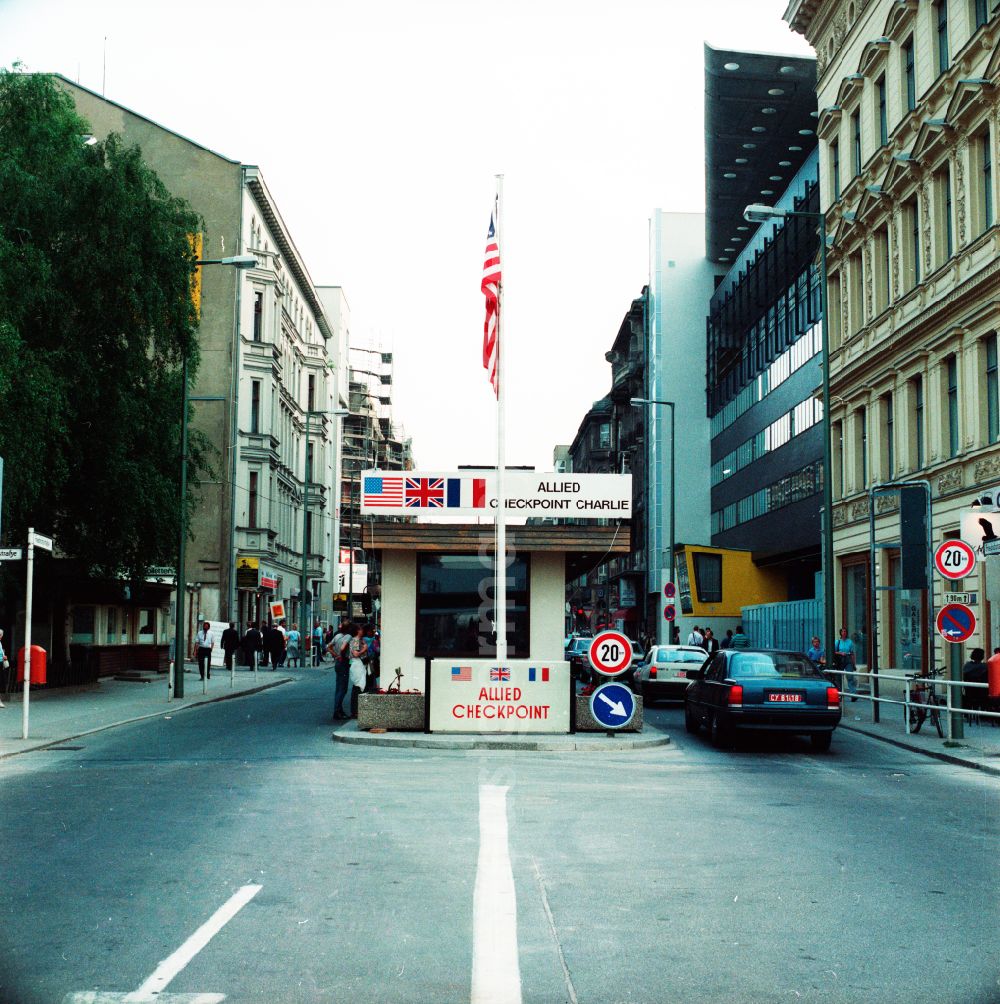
[451,666,472,682]
[363,476,404,507]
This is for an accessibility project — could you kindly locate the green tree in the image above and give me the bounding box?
[0,68,208,578]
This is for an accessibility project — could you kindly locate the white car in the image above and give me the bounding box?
[634,645,709,703]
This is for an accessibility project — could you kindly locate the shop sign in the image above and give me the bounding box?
[428,660,571,733]
[235,556,259,590]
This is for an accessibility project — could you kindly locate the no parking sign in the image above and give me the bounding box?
[936,603,976,644]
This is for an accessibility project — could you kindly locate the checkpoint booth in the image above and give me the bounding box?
[363,520,636,733]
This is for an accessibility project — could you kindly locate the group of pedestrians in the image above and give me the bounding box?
[326,620,380,721]
[192,619,311,678]
[680,624,749,652]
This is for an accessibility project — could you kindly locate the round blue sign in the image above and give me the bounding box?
[589,682,636,730]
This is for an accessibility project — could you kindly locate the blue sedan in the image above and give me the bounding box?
[684,649,842,751]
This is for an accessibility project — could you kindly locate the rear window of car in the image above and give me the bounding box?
[729,653,822,678]
[655,648,706,664]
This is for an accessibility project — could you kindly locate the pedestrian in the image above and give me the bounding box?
[703,627,720,655]
[195,621,214,680]
[221,621,241,673]
[721,629,734,649]
[312,621,324,666]
[686,624,705,648]
[0,628,8,708]
[242,621,262,669]
[806,635,825,667]
[962,648,988,714]
[363,623,381,692]
[329,621,353,721]
[730,624,750,649]
[286,623,302,668]
[348,623,369,717]
[833,627,858,700]
[671,625,681,645]
[275,620,288,667]
[263,622,283,670]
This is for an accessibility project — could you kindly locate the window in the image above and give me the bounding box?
[248,471,258,527]
[848,252,864,334]
[416,554,530,658]
[936,2,949,75]
[307,374,315,413]
[874,226,890,313]
[856,407,868,488]
[841,561,870,666]
[935,162,953,265]
[889,553,925,671]
[829,271,843,347]
[903,37,916,111]
[71,606,96,643]
[598,422,611,450]
[253,291,263,342]
[105,607,119,645]
[852,110,862,176]
[693,553,723,603]
[974,0,989,28]
[833,420,844,499]
[903,198,921,290]
[885,393,895,477]
[306,442,314,483]
[250,380,261,434]
[974,126,994,235]
[137,609,156,644]
[987,335,999,443]
[305,512,313,556]
[913,375,925,468]
[877,76,888,146]
[947,355,959,457]
[831,139,841,200]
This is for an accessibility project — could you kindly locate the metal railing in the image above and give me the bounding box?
[824,666,999,740]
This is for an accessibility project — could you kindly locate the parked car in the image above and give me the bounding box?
[684,649,842,751]
[633,645,708,703]
[564,636,594,681]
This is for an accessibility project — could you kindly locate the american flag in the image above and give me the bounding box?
[362,476,404,507]
[482,211,501,396]
[490,667,510,682]
[451,666,472,682]
[405,477,445,508]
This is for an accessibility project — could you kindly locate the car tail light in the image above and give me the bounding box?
[827,686,841,709]
[727,684,743,708]
[649,666,657,677]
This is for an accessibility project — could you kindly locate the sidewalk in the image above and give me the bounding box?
[839,698,1000,777]
[0,663,294,759]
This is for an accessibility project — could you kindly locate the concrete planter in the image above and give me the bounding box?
[575,693,643,732]
[357,692,425,731]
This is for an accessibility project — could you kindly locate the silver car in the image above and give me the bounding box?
[634,645,709,703]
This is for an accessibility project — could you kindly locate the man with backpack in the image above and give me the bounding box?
[328,620,353,721]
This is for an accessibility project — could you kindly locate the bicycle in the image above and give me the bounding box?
[906,667,946,737]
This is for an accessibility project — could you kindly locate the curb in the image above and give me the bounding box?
[331,727,671,752]
[839,723,1000,778]
[0,677,294,760]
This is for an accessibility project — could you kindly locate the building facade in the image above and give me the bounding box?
[785,0,1000,675]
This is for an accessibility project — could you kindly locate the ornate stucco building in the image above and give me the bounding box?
[785,0,1000,676]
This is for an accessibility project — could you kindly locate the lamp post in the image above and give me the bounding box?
[301,409,349,646]
[173,254,257,700]
[744,203,834,667]
[631,397,675,644]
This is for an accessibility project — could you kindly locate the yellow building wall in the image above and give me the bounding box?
[679,546,786,619]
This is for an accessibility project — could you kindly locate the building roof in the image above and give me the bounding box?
[704,45,817,265]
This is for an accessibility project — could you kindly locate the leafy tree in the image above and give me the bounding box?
[0,68,209,579]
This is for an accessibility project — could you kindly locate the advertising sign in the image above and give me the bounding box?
[360,470,631,519]
[269,601,286,621]
[336,562,368,592]
[235,556,260,590]
[428,660,571,733]
[961,508,1000,557]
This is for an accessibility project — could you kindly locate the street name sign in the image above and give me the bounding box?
[360,470,631,519]
[29,532,52,552]
[936,603,976,644]
[985,538,1000,557]
[428,660,570,733]
[0,548,22,561]
[933,540,976,580]
[589,681,636,730]
[588,630,633,677]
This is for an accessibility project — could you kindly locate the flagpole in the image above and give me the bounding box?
[495,174,507,663]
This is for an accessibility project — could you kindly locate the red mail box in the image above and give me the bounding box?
[17,645,47,685]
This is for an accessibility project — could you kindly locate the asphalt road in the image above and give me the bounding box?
[0,674,997,1004]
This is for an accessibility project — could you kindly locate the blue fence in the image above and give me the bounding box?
[741,599,822,653]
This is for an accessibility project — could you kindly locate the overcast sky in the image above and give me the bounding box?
[1,0,812,472]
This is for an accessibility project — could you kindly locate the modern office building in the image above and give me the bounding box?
[57,77,348,651]
[705,46,823,599]
[784,0,1000,674]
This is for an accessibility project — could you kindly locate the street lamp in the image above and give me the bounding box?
[631,396,676,644]
[173,254,257,700]
[743,202,835,668]
[301,408,349,647]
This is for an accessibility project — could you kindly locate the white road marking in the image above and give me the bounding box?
[63,885,262,1003]
[471,784,522,1004]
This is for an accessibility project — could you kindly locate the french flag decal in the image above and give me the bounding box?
[446,478,487,508]
[528,667,550,683]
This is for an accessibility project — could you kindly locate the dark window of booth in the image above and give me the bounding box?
[693,552,723,603]
[415,553,530,658]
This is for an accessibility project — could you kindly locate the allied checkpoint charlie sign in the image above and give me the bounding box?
[428,660,572,733]
[360,470,631,517]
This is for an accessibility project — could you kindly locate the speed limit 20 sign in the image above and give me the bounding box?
[934,540,977,580]
[588,630,633,677]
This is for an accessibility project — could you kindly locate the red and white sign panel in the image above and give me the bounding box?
[936,603,976,644]
[934,540,976,580]
[588,630,633,677]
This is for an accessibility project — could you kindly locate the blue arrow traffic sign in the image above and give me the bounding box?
[589,681,636,730]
